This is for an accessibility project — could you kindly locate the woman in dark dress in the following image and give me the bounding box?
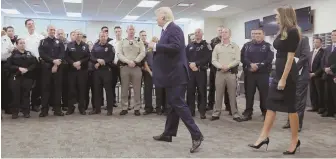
[248,6,301,155]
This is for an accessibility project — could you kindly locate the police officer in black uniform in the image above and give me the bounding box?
[65,30,90,115]
[38,25,66,117]
[242,28,273,121]
[89,32,115,116]
[7,38,38,119]
[186,29,212,119]
[208,25,231,114]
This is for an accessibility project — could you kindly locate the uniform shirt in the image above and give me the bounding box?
[109,38,121,64]
[38,37,65,64]
[1,35,14,61]
[117,38,146,64]
[244,41,274,73]
[186,40,212,70]
[19,32,44,58]
[240,41,253,69]
[65,41,90,70]
[90,42,115,69]
[212,41,240,69]
[6,49,38,78]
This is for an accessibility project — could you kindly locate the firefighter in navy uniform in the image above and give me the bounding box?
[89,32,115,116]
[38,25,66,117]
[7,39,38,119]
[65,30,90,115]
[186,29,212,119]
[242,29,274,121]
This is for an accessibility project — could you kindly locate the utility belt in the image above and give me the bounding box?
[117,61,143,67]
[217,65,238,74]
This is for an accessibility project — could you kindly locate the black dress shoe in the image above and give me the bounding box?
[282,122,290,129]
[233,117,243,122]
[210,116,219,121]
[120,110,128,115]
[321,112,333,117]
[307,108,318,112]
[89,109,101,115]
[190,136,204,153]
[242,115,252,121]
[318,109,325,114]
[12,114,19,119]
[200,115,206,119]
[79,111,86,115]
[107,111,113,116]
[65,110,74,115]
[54,111,64,116]
[62,107,68,111]
[143,110,153,115]
[23,114,30,118]
[31,106,40,112]
[153,134,172,142]
[134,110,141,116]
[39,112,48,117]
[113,104,118,108]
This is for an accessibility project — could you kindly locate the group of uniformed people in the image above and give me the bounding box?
[2,18,335,124]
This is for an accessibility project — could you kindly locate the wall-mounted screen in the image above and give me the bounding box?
[262,14,279,36]
[245,19,261,39]
[296,6,313,31]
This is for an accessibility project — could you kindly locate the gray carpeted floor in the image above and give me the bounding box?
[2,97,336,158]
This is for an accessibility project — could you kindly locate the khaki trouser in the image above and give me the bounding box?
[212,71,239,118]
[120,66,142,111]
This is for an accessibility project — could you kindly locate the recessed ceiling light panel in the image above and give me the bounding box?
[1,9,21,14]
[66,12,81,17]
[63,0,82,3]
[203,5,228,11]
[137,0,160,8]
[123,15,140,20]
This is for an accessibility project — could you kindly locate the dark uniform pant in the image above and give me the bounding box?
[68,70,88,111]
[86,71,95,109]
[163,84,202,140]
[187,70,207,116]
[1,61,11,113]
[9,76,33,114]
[323,77,336,116]
[310,77,324,111]
[156,87,167,113]
[41,66,63,113]
[296,78,309,128]
[111,67,120,105]
[244,72,268,116]
[31,62,41,108]
[62,65,69,109]
[93,69,114,111]
[144,71,153,111]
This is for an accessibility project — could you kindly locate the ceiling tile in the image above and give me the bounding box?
[128,7,150,16]
[64,3,82,12]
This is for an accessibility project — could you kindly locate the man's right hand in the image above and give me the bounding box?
[309,73,315,78]
[250,63,258,72]
[128,61,136,67]
[51,65,58,73]
[53,59,62,66]
[94,63,100,69]
[19,67,28,74]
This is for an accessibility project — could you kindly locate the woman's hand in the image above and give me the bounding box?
[277,78,286,90]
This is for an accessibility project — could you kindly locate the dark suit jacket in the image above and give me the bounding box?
[295,36,310,80]
[310,48,324,77]
[322,45,336,79]
[152,22,189,88]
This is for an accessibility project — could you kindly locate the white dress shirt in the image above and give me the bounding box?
[1,35,14,61]
[18,31,44,58]
[109,38,122,64]
[153,21,172,52]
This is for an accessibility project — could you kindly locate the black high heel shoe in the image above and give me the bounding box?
[248,137,270,151]
[283,140,301,155]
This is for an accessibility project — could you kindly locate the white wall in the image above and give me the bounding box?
[223,0,336,49]
[203,18,225,42]
[2,16,197,43]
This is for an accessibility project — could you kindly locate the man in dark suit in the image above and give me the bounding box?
[282,36,310,132]
[321,30,336,118]
[308,38,324,113]
[148,7,203,153]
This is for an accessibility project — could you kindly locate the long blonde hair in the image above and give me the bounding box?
[276,5,302,40]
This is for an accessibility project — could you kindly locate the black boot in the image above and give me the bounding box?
[11,108,19,119]
[89,107,101,115]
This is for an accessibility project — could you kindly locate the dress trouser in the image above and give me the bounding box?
[1,61,11,113]
[93,69,114,111]
[31,62,41,108]
[310,77,323,110]
[187,70,207,116]
[163,84,202,140]
[207,66,216,108]
[86,70,94,109]
[155,87,167,112]
[62,65,69,109]
[212,71,238,117]
[323,76,336,116]
[244,72,268,116]
[9,76,33,115]
[143,71,154,111]
[111,67,120,105]
[41,65,63,113]
[295,77,309,128]
[68,69,88,111]
[120,66,142,111]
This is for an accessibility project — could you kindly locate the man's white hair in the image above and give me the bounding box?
[195,28,203,34]
[155,7,174,22]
